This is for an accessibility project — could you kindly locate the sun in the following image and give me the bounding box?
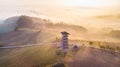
[59,0,119,8]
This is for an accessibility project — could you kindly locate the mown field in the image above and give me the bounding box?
[0,45,58,67]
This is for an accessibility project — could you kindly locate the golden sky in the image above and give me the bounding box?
[0,0,120,20]
[0,0,120,30]
[58,0,120,7]
[0,0,120,7]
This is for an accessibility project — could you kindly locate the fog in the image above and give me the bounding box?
[0,17,19,33]
[0,5,120,34]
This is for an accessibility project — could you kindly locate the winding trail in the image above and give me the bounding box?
[0,42,119,53]
[0,42,60,49]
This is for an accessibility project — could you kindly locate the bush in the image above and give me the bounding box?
[0,45,3,47]
[116,46,120,52]
[89,42,93,45]
[100,45,120,52]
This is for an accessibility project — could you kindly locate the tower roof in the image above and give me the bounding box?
[61,31,69,35]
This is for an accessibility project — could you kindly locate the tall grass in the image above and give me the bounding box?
[88,41,120,52]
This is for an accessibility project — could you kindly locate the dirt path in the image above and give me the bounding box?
[0,42,59,49]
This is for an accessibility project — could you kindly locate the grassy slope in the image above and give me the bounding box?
[0,45,58,67]
[65,46,120,67]
[0,45,120,67]
[0,15,120,67]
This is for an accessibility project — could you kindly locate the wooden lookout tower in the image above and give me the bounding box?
[61,31,69,52]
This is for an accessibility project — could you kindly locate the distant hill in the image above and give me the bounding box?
[0,15,120,45]
[0,15,87,46]
[0,16,19,33]
[107,30,120,39]
[17,15,87,31]
[95,14,120,19]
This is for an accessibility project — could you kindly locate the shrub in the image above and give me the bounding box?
[89,42,93,45]
[116,46,120,52]
[0,45,3,47]
[100,45,120,52]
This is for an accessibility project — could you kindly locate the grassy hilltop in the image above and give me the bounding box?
[0,15,120,67]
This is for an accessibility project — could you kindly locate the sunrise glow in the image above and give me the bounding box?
[59,0,120,7]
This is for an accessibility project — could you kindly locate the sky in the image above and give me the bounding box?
[0,0,120,29]
[0,0,120,7]
[0,0,120,18]
[0,0,119,15]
